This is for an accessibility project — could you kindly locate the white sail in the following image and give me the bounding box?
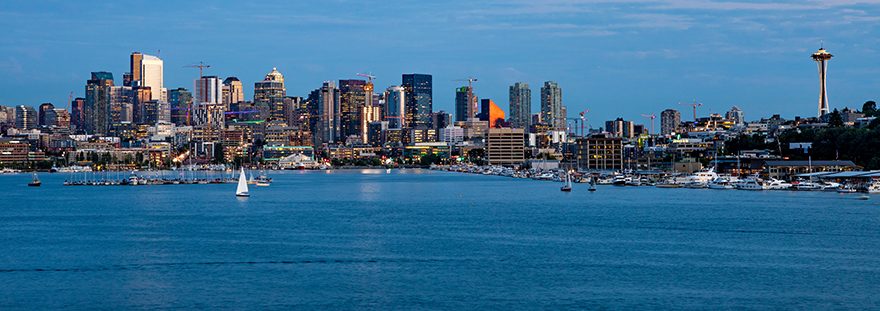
[566,172,572,188]
[236,168,249,196]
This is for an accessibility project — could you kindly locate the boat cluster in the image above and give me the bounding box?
[433,165,880,194]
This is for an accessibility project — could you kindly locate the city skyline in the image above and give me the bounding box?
[1,1,879,125]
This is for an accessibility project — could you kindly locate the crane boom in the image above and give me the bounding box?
[640,114,657,135]
[183,62,211,77]
[66,91,73,111]
[678,100,702,123]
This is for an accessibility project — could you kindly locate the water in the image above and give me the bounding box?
[2,170,879,310]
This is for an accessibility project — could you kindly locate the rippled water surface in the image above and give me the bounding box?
[2,170,879,310]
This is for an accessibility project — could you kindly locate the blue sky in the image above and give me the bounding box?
[1,0,879,127]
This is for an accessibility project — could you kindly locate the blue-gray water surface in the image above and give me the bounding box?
[1,169,879,310]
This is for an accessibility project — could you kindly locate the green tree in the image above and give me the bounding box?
[213,144,225,164]
[828,108,844,127]
[724,134,768,155]
[863,101,877,117]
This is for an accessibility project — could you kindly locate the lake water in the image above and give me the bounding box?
[1,169,879,310]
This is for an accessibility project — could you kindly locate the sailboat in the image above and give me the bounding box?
[588,174,597,192]
[236,167,249,197]
[28,172,41,187]
[561,171,572,192]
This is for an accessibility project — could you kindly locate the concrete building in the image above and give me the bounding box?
[576,134,623,171]
[726,106,744,125]
[487,128,525,166]
[85,72,113,135]
[540,81,563,129]
[193,76,224,127]
[660,109,681,135]
[508,82,531,129]
[222,77,244,108]
[440,125,465,145]
[605,118,635,138]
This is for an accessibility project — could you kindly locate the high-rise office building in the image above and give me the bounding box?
[130,52,165,102]
[168,88,193,126]
[71,97,85,131]
[508,82,531,129]
[109,86,134,123]
[85,72,113,135]
[132,86,151,124]
[432,110,451,131]
[339,79,366,140]
[193,76,224,126]
[455,86,474,122]
[660,109,680,135]
[15,105,37,130]
[403,74,432,128]
[385,86,405,129]
[315,82,339,145]
[222,77,244,109]
[256,68,286,122]
[540,81,563,129]
[38,103,54,127]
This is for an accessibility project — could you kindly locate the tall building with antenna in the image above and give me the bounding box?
[812,45,833,117]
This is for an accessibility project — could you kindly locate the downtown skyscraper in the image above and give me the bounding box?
[130,52,165,102]
[508,82,531,129]
[541,81,564,129]
[84,72,113,135]
[385,86,405,129]
[339,79,366,140]
[255,68,286,122]
[402,74,432,128]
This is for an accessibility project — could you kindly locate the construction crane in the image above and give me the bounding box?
[183,62,211,126]
[641,113,656,135]
[65,91,73,111]
[452,76,479,119]
[356,73,376,83]
[183,62,211,78]
[578,110,590,137]
[679,100,702,124]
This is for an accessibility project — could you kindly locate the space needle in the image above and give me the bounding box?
[811,44,833,117]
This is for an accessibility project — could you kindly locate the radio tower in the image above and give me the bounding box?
[812,42,833,117]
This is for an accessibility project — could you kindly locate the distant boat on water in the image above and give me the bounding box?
[28,172,40,187]
[561,171,572,192]
[236,168,250,197]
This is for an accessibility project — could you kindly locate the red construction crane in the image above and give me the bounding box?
[576,110,590,137]
[678,100,702,123]
[641,113,657,135]
[452,76,478,88]
[356,73,376,83]
[65,91,73,111]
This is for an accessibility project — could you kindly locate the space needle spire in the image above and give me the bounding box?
[811,42,833,117]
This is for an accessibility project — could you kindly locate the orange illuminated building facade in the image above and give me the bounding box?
[480,99,506,128]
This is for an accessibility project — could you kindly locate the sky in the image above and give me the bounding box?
[2,0,879,128]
